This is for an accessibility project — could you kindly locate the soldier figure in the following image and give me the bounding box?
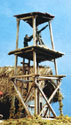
[23,34,33,47]
[23,24,48,47]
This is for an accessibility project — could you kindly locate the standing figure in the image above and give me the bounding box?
[23,34,33,47]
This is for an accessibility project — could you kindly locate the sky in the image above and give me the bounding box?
[0,0,71,116]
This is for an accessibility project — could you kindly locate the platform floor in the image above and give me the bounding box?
[8,45,64,62]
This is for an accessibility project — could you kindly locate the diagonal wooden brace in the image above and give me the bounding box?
[12,80,31,117]
[25,85,34,103]
[35,82,56,118]
[39,80,61,116]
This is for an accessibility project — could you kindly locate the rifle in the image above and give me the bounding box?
[24,24,48,47]
[29,24,48,39]
[37,24,48,34]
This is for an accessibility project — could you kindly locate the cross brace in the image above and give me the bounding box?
[39,80,61,116]
[35,81,56,117]
[12,80,31,117]
[11,77,61,118]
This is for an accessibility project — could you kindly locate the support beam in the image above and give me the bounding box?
[33,16,39,115]
[25,89,34,104]
[11,74,35,79]
[49,21,55,50]
[44,107,49,118]
[33,52,37,75]
[49,21,58,75]
[15,78,33,83]
[39,80,61,116]
[19,16,33,20]
[25,85,34,103]
[14,19,20,75]
[49,80,61,102]
[35,82,56,117]
[38,76,58,80]
[13,19,20,119]
[12,80,31,116]
[37,62,40,114]
[33,16,36,46]
[54,59,58,75]
[33,16,37,75]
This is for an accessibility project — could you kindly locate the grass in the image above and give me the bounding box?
[1,115,71,125]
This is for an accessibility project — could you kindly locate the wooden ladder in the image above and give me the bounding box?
[22,59,30,96]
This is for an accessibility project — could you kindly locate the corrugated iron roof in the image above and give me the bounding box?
[14,12,54,27]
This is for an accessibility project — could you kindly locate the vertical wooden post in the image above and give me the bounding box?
[33,16,37,74]
[40,96,42,112]
[33,16,36,46]
[49,21,58,75]
[14,19,20,75]
[33,16,38,115]
[37,62,40,114]
[35,82,56,117]
[49,21,63,116]
[11,19,20,118]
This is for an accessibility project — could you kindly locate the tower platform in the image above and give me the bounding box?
[8,45,64,62]
[14,12,54,27]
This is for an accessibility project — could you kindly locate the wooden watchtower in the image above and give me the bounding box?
[8,12,65,118]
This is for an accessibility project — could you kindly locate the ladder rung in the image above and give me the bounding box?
[21,62,29,65]
[28,105,35,108]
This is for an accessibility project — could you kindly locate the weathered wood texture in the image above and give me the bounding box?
[39,80,61,116]
[8,46,64,63]
[35,82,56,117]
[49,21,58,75]
[8,11,65,118]
[12,80,31,116]
[14,12,54,27]
[14,19,20,75]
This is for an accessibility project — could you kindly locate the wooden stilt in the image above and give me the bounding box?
[26,60,30,92]
[40,95,43,112]
[33,16,38,115]
[25,89,34,104]
[37,89,40,114]
[49,21,55,50]
[39,104,47,116]
[35,82,56,117]
[9,96,15,118]
[49,80,61,102]
[22,58,25,74]
[33,16,37,74]
[37,62,40,114]
[13,19,20,118]
[49,21,58,75]
[25,85,34,103]
[33,16,36,46]
[8,12,64,119]
[44,107,48,118]
[49,21,63,116]
[14,19,20,75]
[39,79,61,116]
